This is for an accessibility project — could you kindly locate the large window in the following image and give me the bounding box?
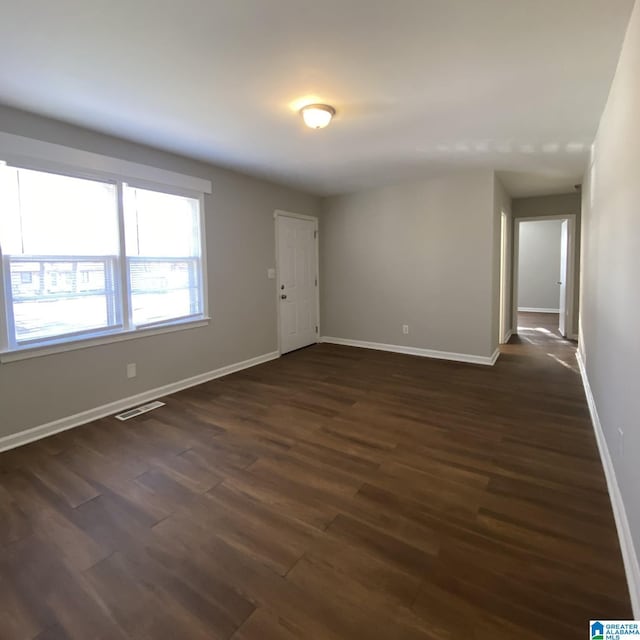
[0,161,206,355]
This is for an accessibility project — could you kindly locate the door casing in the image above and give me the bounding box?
[512,214,577,339]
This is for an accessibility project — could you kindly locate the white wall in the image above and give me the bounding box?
[320,170,499,360]
[517,219,562,311]
[0,105,320,439]
[581,0,640,612]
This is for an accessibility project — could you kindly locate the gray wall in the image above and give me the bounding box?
[512,193,581,219]
[320,170,498,359]
[581,0,640,580]
[517,219,562,311]
[0,105,320,437]
[512,192,581,334]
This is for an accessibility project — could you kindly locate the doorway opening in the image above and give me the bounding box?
[512,215,576,339]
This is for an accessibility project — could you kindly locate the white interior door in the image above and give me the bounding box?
[277,214,318,354]
[558,219,568,337]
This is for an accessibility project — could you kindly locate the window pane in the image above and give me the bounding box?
[0,165,121,346]
[124,186,200,257]
[0,165,119,255]
[9,259,119,343]
[124,186,202,326]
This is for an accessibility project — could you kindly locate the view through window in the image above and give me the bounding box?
[0,162,205,352]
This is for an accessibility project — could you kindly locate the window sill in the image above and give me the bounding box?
[0,317,211,364]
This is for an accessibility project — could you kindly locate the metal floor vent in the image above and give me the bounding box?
[114,401,166,421]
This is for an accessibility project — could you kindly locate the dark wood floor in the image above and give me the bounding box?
[0,312,631,639]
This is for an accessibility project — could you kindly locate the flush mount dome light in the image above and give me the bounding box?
[300,104,335,129]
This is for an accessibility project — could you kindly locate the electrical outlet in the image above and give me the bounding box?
[127,363,137,379]
[618,427,624,458]
[402,324,409,335]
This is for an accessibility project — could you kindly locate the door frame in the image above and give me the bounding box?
[273,209,320,355]
[498,210,511,344]
[512,214,577,339]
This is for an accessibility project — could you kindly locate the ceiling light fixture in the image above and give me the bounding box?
[300,104,335,129]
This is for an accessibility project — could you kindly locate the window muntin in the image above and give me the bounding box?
[0,162,206,353]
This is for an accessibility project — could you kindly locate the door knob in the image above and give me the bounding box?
[281,294,287,299]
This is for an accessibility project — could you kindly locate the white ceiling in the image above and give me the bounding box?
[0,1,634,197]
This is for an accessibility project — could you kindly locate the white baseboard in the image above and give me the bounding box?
[502,329,513,344]
[576,350,640,617]
[518,307,560,313]
[0,350,280,454]
[320,336,500,366]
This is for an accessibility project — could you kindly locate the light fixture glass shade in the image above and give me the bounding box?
[300,104,335,129]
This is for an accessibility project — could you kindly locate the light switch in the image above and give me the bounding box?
[267,268,276,279]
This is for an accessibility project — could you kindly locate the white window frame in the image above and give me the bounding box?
[0,133,211,363]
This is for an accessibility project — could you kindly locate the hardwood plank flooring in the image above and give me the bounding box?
[0,312,632,638]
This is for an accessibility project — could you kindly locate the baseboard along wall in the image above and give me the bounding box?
[577,350,640,617]
[320,336,500,366]
[517,307,560,313]
[0,351,280,454]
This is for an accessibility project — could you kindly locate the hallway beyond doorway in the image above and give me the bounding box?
[518,310,562,339]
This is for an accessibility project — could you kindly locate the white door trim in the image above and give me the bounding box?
[499,210,510,344]
[274,210,320,354]
[274,209,318,223]
[512,214,577,338]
